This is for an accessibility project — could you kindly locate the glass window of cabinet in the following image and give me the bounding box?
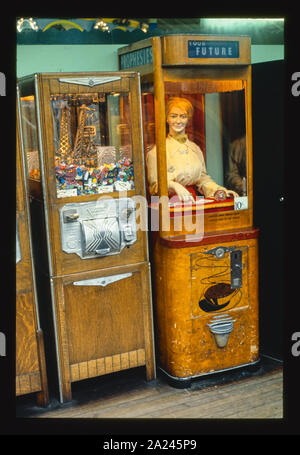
[51,92,135,198]
[19,95,41,181]
[142,79,247,205]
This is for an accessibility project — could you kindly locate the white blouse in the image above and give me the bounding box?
[146,135,226,198]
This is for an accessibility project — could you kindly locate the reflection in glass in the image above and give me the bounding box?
[51,92,134,198]
[226,135,246,196]
[204,89,247,196]
[19,96,41,180]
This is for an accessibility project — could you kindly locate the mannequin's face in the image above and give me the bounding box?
[167,106,189,136]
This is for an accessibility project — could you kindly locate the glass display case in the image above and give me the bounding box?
[51,91,134,197]
[119,36,259,385]
[17,72,156,402]
[120,36,253,237]
[143,80,247,195]
[141,80,249,236]
[19,78,137,199]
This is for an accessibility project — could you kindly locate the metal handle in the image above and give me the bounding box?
[95,248,111,255]
[73,272,132,287]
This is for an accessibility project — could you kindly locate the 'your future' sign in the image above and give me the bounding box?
[188,40,239,59]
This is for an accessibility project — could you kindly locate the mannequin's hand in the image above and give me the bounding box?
[225,189,239,198]
[169,181,195,202]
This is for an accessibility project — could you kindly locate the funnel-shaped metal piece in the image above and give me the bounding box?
[207,314,236,348]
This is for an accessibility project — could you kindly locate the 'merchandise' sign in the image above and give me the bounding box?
[188,40,239,58]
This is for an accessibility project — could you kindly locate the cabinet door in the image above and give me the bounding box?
[52,263,155,390]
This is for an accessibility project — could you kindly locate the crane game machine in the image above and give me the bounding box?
[17,72,156,402]
[119,35,259,386]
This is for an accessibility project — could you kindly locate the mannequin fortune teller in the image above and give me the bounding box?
[146,97,239,202]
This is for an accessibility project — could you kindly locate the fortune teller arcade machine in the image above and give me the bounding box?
[118,35,260,386]
[17,72,156,403]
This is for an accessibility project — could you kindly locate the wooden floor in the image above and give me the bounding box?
[17,356,283,419]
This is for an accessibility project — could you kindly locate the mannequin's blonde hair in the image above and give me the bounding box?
[166,97,194,119]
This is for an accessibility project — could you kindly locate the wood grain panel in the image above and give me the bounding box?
[64,271,145,364]
[16,372,42,396]
[70,349,146,382]
[16,292,40,376]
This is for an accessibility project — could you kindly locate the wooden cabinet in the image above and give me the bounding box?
[17,72,156,402]
[119,36,259,385]
[16,105,49,405]
[153,230,259,382]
